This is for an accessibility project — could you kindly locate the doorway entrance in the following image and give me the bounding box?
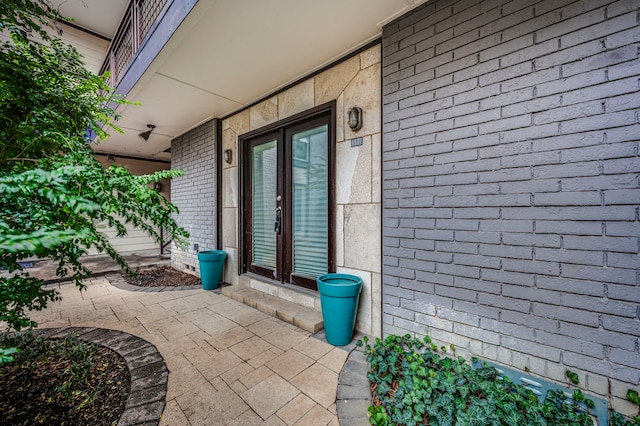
[240,104,335,290]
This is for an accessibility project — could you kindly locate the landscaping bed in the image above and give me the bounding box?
[0,333,129,425]
[358,334,638,426]
[123,265,200,287]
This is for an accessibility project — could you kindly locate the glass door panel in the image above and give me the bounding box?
[241,104,334,291]
[251,140,277,270]
[291,125,328,279]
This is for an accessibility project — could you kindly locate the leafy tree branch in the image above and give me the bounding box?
[0,0,188,332]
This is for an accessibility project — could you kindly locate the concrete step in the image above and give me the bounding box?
[222,286,324,333]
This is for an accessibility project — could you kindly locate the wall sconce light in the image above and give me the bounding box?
[223,149,233,164]
[153,182,162,191]
[107,154,116,163]
[347,107,363,132]
[138,124,156,141]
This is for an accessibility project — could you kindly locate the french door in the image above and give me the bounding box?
[241,105,334,290]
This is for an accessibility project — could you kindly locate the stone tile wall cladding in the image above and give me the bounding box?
[171,119,217,275]
[382,0,640,415]
[222,45,382,336]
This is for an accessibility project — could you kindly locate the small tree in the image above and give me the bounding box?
[0,0,188,331]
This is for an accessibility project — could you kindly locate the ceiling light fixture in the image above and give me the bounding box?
[138,124,156,141]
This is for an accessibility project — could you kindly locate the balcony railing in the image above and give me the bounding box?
[100,0,169,86]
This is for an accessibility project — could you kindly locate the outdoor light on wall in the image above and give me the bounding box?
[347,107,363,131]
[224,149,233,164]
[138,124,156,141]
[153,182,162,191]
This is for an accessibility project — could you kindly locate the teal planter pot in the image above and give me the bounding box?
[317,273,363,346]
[197,250,226,290]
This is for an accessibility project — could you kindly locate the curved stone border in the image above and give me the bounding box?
[31,327,168,426]
[336,348,373,426]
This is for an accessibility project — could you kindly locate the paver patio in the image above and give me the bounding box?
[28,275,351,425]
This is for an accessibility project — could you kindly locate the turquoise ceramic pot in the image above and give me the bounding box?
[317,274,362,346]
[197,250,226,290]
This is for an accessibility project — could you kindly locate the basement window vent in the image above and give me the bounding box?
[472,359,608,426]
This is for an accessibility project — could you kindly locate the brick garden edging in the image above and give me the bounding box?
[336,348,373,426]
[32,327,168,426]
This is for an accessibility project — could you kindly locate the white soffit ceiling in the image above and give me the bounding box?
[49,0,129,39]
[157,0,424,105]
[94,0,428,159]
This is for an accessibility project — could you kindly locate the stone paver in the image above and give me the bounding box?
[241,375,300,420]
[25,274,364,425]
[295,404,336,426]
[290,363,339,408]
[276,393,317,424]
[266,349,314,380]
[319,348,350,374]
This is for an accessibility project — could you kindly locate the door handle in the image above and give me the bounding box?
[274,206,282,234]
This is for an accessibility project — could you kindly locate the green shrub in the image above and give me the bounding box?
[358,334,639,426]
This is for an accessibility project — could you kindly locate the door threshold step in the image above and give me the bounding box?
[222,286,324,333]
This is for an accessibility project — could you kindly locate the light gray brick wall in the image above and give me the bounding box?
[382,0,640,412]
[170,119,217,276]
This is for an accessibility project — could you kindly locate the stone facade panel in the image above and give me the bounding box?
[336,136,372,204]
[343,204,381,274]
[250,97,278,129]
[228,109,250,135]
[277,79,314,120]
[343,63,382,139]
[222,128,237,169]
[314,56,360,106]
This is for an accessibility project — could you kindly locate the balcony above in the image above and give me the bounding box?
[54,0,429,161]
[99,0,169,87]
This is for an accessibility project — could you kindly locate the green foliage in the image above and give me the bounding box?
[0,332,98,404]
[612,389,640,426]
[54,337,98,403]
[0,346,18,363]
[565,370,580,385]
[368,405,390,425]
[0,0,188,331]
[360,334,602,426]
[0,273,60,330]
[610,409,640,426]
